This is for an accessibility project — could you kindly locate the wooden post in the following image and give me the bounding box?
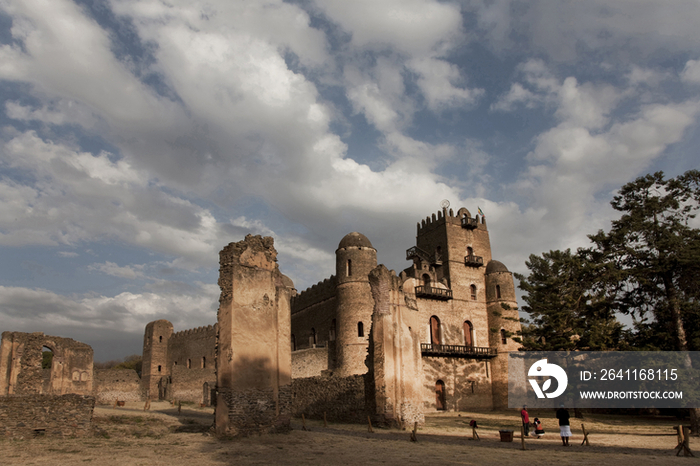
[177,401,182,414]
[521,425,527,450]
[472,426,480,440]
[675,425,695,457]
[143,400,151,411]
[581,423,590,446]
[301,414,308,431]
[323,412,327,428]
[113,400,117,409]
[410,421,418,442]
[367,415,374,433]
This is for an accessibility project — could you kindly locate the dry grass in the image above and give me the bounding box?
[1,402,697,465]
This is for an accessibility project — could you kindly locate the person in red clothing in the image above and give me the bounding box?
[521,405,530,437]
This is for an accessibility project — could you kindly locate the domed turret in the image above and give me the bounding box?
[337,232,374,250]
[485,260,509,274]
[335,232,377,376]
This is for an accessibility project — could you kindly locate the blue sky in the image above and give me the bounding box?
[1,0,699,361]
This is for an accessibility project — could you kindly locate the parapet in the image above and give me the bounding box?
[291,275,338,313]
[170,324,217,341]
[416,207,487,235]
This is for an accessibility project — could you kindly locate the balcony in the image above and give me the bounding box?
[415,285,453,300]
[461,217,478,229]
[406,246,442,266]
[421,343,497,359]
[464,255,484,267]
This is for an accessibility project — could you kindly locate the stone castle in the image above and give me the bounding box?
[0,206,521,436]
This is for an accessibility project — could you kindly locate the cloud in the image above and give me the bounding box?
[88,262,145,280]
[682,59,700,84]
[0,283,219,335]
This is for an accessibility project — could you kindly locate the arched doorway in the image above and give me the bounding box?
[463,321,474,347]
[435,380,446,410]
[429,316,441,345]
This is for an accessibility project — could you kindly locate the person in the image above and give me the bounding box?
[520,405,530,437]
[556,404,571,446]
[533,417,545,438]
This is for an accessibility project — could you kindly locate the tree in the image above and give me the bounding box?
[589,170,700,433]
[113,354,143,376]
[515,249,625,351]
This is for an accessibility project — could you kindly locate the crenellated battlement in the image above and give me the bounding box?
[171,324,216,340]
[291,275,337,313]
[416,207,486,235]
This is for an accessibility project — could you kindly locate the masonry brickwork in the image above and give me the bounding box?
[291,374,367,423]
[93,369,142,403]
[0,394,95,439]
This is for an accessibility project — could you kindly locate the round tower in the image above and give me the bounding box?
[485,260,520,409]
[141,319,173,400]
[334,232,377,376]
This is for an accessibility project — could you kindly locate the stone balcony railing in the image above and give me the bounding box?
[464,254,484,267]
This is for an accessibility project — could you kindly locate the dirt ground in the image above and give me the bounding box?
[2,402,698,465]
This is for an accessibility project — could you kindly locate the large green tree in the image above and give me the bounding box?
[515,248,625,351]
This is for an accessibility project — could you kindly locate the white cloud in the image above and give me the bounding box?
[0,283,219,335]
[681,59,700,84]
[88,262,145,280]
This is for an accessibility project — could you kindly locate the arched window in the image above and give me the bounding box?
[158,365,162,372]
[463,321,474,347]
[159,335,162,343]
[310,328,317,346]
[346,259,352,277]
[435,246,442,262]
[435,380,446,410]
[470,284,477,300]
[467,246,473,257]
[357,321,364,337]
[187,359,191,368]
[329,319,337,341]
[422,273,431,288]
[291,334,296,351]
[500,329,507,345]
[429,316,441,345]
[202,357,206,369]
[496,284,502,299]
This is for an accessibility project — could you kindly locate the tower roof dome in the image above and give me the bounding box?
[485,260,509,274]
[338,232,373,249]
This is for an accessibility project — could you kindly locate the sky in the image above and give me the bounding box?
[0,0,699,362]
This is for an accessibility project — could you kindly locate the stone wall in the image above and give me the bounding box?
[218,385,292,436]
[291,374,367,423]
[291,346,329,378]
[168,325,216,371]
[166,365,215,403]
[0,394,95,438]
[93,369,143,403]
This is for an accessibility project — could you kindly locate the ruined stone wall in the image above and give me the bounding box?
[93,369,142,403]
[291,374,367,423]
[0,332,93,396]
[168,325,216,371]
[366,265,425,428]
[291,346,330,378]
[167,365,215,403]
[0,394,95,439]
[215,235,293,437]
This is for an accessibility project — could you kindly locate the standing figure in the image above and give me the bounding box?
[520,405,530,437]
[533,417,545,438]
[556,404,571,446]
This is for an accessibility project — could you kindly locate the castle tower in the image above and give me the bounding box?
[413,207,491,299]
[334,232,377,376]
[485,260,520,409]
[141,319,173,400]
